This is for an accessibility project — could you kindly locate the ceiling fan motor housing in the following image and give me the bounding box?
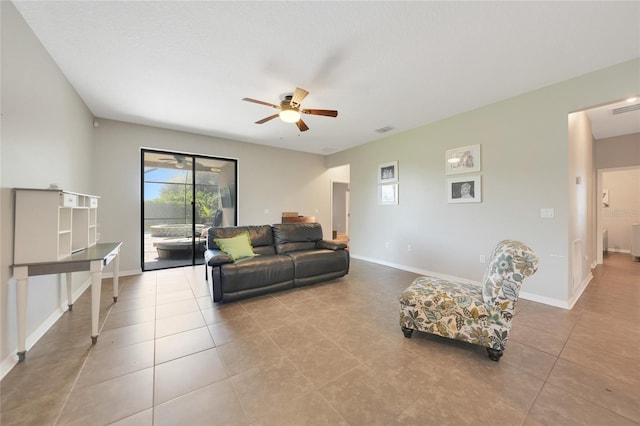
[280,99,298,112]
[280,93,294,102]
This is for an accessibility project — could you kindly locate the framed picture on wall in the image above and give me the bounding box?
[378,184,398,205]
[445,144,481,175]
[447,176,481,203]
[378,161,398,183]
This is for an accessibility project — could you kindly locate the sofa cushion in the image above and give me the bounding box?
[273,223,323,254]
[214,232,257,260]
[208,225,275,255]
[220,255,294,292]
[285,249,349,278]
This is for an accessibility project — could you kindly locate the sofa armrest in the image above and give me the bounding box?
[316,240,347,251]
[204,249,234,267]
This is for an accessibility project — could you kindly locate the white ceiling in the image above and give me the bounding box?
[12,1,640,155]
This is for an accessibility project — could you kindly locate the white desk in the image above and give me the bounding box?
[12,242,122,361]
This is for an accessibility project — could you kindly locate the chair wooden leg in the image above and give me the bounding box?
[487,347,503,361]
[401,327,414,338]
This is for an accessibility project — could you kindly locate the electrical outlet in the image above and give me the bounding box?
[385,241,390,249]
[479,255,486,263]
[407,244,412,252]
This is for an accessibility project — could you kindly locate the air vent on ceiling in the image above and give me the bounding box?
[612,103,640,115]
[375,126,394,133]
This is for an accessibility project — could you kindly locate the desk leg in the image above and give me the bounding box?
[66,272,73,311]
[14,267,28,362]
[112,250,120,303]
[90,260,103,344]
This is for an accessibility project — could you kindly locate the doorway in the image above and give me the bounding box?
[586,97,640,265]
[332,181,349,245]
[597,166,640,264]
[141,149,237,271]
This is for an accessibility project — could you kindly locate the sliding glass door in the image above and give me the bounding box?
[142,149,237,271]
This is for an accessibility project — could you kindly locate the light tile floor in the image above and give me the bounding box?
[1,253,638,425]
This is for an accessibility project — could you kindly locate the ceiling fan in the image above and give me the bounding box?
[242,87,338,132]
[158,154,191,169]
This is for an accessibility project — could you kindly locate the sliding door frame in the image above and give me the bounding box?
[141,148,238,271]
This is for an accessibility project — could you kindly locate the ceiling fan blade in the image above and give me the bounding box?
[301,109,338,117]
[296,119,309,132]
[255,113,280,124]
[290,87,309,107]
[242,97,280,109]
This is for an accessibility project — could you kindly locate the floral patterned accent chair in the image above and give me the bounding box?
[399,240,538,361]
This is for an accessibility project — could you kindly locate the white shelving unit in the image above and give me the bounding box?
[14,188,100,264]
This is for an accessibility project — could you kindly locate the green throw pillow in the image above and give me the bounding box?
[214,232,257,260]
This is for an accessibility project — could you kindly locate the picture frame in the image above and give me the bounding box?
[445,144,481,175]
[378,161,398,183]
[447,176,481,203]
[378,184,398,205]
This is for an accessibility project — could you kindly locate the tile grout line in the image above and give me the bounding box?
[52,291,120,426]
[7,257,634,425]
[208,284,261,422]
[151,271,159,425]
[520,264,609,424]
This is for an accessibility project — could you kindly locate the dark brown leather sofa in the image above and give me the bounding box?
[204,223,349,302]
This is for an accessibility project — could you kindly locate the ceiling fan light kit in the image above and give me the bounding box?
[242,87,338,132]
[279,106,301,123]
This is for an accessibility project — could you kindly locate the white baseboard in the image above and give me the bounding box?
[1,269,143,379]
[518,291,570,309]
[1,274,94,380]
[350,253,573,310]
[102,269,142,279]
[566,272,593,310]
[607,248,631,254]
[350,254,480,286]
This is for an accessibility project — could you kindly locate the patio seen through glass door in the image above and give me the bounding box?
[142,150,237,271]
